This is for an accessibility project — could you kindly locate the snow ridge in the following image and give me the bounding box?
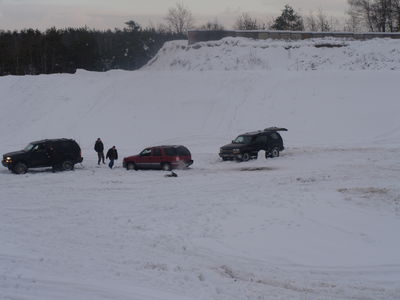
[144,37,400,71]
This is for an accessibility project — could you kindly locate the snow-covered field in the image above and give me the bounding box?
[1,38,400,300]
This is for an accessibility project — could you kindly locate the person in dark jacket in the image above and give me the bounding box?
[106,145,118,169]
[94,138,105,165]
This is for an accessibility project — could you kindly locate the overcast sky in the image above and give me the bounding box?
[0,0,348,30]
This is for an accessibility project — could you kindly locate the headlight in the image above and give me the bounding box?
[5,157,12,163]
[232,149,241,154]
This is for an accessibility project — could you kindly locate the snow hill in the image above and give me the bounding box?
[145,37,400,71]
[1,38,400,300]
[1,69,400,153]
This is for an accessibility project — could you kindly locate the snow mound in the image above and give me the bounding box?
[144,37,400,71]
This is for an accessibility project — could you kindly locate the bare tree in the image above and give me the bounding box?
[344,6,363,31]
[199,19,225,30]
[260,16,275,30]
[347,0,400,31]
[305,11,318,31]
[316,9,332,31]
[395,0,400,30]
[305,9,339,32]
[165,2,194,34]
[348,0,375,31]
[234,13,260,30]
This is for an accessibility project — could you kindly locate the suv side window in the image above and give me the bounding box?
[153,148,162,156]
[32,143,46,152]
[165,147,177,156]
[254,135,268,144]
[140,148,152,156]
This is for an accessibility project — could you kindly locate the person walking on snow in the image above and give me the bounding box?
[94,138,105,165]
[106,146,118,169]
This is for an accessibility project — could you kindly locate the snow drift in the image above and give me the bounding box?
[145,37,400,71]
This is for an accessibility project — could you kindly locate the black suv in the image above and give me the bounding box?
[219,127,287,161]
[2,139,83,174]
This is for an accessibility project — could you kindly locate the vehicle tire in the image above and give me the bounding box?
[268,147,280,158]
[12,162,28,174]
[61,160,74,171]
[161,162,172,171]
[242,153,250,162]
[126,162,137,171]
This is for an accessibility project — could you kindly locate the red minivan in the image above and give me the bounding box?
[123,145,193,171]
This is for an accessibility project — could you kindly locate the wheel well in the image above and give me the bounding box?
[161,162,172,170]
[13,160,28,168]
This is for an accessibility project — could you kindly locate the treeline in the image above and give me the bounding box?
[0,22,183,76]
[232,2,400,32]
[2,1,400,76]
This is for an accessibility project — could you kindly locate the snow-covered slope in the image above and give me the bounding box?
[0,69,399,154]
[145,37,400,71]
[1,38,400,300]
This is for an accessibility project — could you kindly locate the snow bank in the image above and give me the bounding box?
[145,37,400,71]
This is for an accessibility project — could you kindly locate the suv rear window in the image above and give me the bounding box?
[176,146,190,156]
[270,133,280,140]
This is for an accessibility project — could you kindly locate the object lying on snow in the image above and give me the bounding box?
[164,171,178,177]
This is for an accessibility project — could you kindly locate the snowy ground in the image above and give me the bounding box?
[1,38,400,299]
[1,148,400,300]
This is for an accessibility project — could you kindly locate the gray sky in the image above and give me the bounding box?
[0,0,348,30]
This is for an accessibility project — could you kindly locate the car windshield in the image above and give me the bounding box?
[24,143,35,151]
[233,135,252,144]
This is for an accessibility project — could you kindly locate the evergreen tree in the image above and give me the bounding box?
[0,21,183,76]
[272,5,304,31]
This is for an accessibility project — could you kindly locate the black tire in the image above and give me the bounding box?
[242,153,250,162]
[12,162,28,174]
[61,160,74,171]
[161,162,172,171]
[267,147,280,158]
[126,162,137,171]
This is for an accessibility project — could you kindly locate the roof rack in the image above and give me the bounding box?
[263,127,288,132]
